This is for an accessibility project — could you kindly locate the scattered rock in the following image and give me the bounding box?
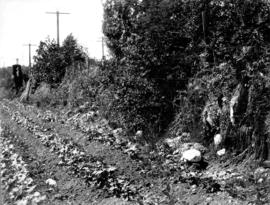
[181,149,202,163]
[45,178,57,187]
[258,178,264,183]
[217,148,226,156]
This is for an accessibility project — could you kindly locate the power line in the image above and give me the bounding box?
[46,11,70,46]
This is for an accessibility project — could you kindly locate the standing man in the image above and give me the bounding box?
[12,63,23,94]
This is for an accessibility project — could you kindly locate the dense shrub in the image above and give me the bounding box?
[102,0,270,155]
[102,0,204,137]
[32,34,85,87]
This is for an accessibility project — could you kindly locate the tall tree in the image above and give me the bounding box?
[32,35,85,86]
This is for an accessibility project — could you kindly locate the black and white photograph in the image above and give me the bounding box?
[0,0,270,204]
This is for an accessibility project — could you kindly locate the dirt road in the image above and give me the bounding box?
[0,99,269,204]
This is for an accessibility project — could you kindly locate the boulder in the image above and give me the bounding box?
[173,142,208,155]
[181,149,202,162]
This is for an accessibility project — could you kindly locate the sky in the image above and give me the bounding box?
[0,0,108,67]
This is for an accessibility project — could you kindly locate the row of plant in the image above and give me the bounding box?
[0,123,47,205]
[1,100,141,201]
[1,99,241,203]
[4,95,270,203]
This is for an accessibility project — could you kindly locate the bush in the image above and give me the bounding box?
[32,34,85,87]
[102,0,270,158]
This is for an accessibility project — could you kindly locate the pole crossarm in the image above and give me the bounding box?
[46,12,70,14]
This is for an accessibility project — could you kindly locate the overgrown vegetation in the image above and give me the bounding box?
[100,0,270,158]
[32,34,86,87]
[29,0,270,161]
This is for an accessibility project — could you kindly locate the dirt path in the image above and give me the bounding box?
[1,99,269,205]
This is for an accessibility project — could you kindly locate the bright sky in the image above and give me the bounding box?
[0,0,107,67]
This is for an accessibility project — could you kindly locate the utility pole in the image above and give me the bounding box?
[102,37,105,60]
[23,44,37,68]
[46,11,70,45]
[97,37,106,60]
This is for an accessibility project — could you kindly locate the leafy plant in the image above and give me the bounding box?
[32,34,85,87]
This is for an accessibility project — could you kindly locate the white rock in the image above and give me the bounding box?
[181,149,202,162]
[173,142,207,156]
[45,178,57,186]
[191,184,197,189]
[214,134,222,147]
[217,148,226,156]
[258,178,264,183]
[136,130,143,137]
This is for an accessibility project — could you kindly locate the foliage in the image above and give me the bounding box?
[102,0,204,137]
[99,60,168,136]
[32,34,85,87]
[102,0,270,155]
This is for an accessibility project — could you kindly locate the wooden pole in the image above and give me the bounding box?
[23,44,37,68]
[46,11,70,45]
